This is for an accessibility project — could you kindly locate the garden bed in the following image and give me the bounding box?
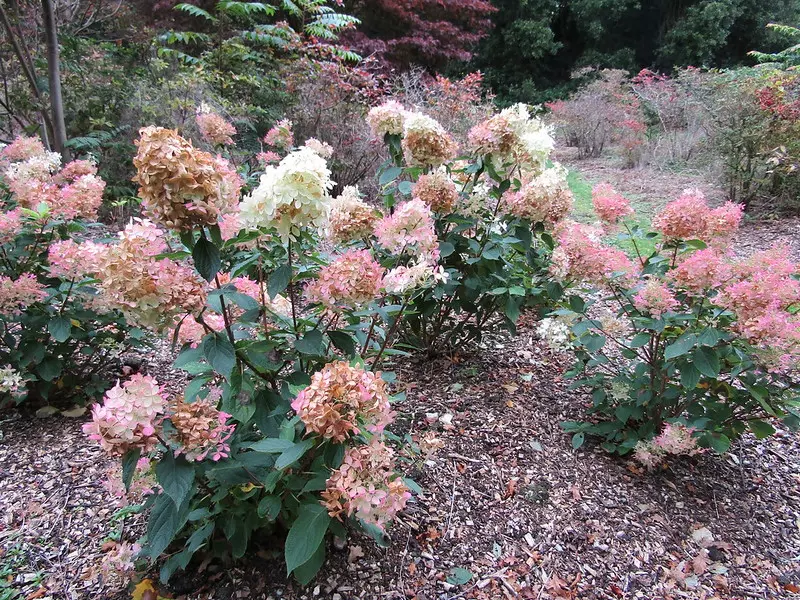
[2,310,798,599]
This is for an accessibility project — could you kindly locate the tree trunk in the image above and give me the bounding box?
[41,0,68,159]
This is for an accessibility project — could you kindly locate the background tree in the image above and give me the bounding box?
[342,0,496,72]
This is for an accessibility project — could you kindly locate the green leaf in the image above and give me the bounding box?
[275,438,315,470]
[186,522,214,553]
[292,540,326,586]
[439,241,455,257]
[708,433,731,453]
[249,438,295,453]
[379,166,402,186]
[285,504,331,575]
[294,330,325,355]
[48,316,71,342]
[203,333,236,380]
[268,264,292,300]
[397,180,413,195]
[328,330,356,356]
[446,567,473,586]
[582,333,606,352]
[571,432,585,449]
[748,419,776,439]
[192,236,221,282]
[146,494,187,559]
[629,333,650,348]
[693,346,720,377]
[121,448,142,493]
[680,362,702,391]
[156,453,195,508]
[36,357,61,382]
[257,494,282,521]
[664,333,697,360]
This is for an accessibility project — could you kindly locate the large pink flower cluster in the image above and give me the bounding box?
[634,423,699,469]
[374,199,439,261]
[632,279,679,319]
[0,208,23,244]
[716,245,800,355]
[652,189,743,242]
[0,274,47,316]
[326,186,378,244]
[2,136,105,220]
[48,239,106,280]
[366,101,406,138]
[321,439,410,531]
[169,397,235,462]
[306,250,385,310]
[83,374,168,455]
[592,183,633,224]
[96,220,207,331]
[291,361,393,443]
[401,112,457,167]
[550,221,637,286]
[668,248,731,294]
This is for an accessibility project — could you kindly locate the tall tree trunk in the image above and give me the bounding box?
[0,3,53,148]
[41,0,68,159]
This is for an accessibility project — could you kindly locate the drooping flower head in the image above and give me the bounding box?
[240,146,334,241]
[366,100,407,138]
[592,183,633,224]
[503,165,572,225]
[291,361,394,443]
[321,439,410,531]
[83,374,168,455]
[169,397,235,462]
[401,112,457,167]
[413,169,459,214]
[304,138,334,159]
[326,186,378,244]
[469,104,554,173]
[374,199,439,261]
[306,249,385,310]
[133,126,241,231]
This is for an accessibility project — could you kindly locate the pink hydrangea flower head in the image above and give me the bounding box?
[632,278,679,318]
[82,374,168,455]
[550,221,637,286]
[374,199,439,261]
[1,135,46,161]
[669,248,731,294]
[257,151,281,166]
[169,397,236,461]
[304,138,333,159]
[48,239,106,280]
[652,189,711,241]
[321,439,410,531]
[413,169,458,214]
[55,159,97,184]
[0,274,47,316]
[401,111,457,167]
[633,441,665,470]
[0,208,23,244]
[592,183,633,224]
[382,260,437,294]
[504,166,572,225]
[706,202,743,239]
[55,173,105,220]
[196,106,236,146]
[326,186,378,244]
[263,118,294,150]
[291,361,394,443]
[653,423,698,455]
[306,249,385,310]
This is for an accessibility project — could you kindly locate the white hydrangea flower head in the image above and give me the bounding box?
[240,147,334,241]
[536,317,572,352]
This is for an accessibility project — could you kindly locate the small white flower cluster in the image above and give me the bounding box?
[4,151,61,183]
[0,367,24,394]
[536,317,572,352]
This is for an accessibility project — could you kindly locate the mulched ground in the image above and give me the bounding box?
[2,315,799,600]
[2,153,800,600]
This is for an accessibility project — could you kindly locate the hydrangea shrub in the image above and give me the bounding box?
[366,100,570,354]
[0,138,147,407]
[544,184,800,459]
